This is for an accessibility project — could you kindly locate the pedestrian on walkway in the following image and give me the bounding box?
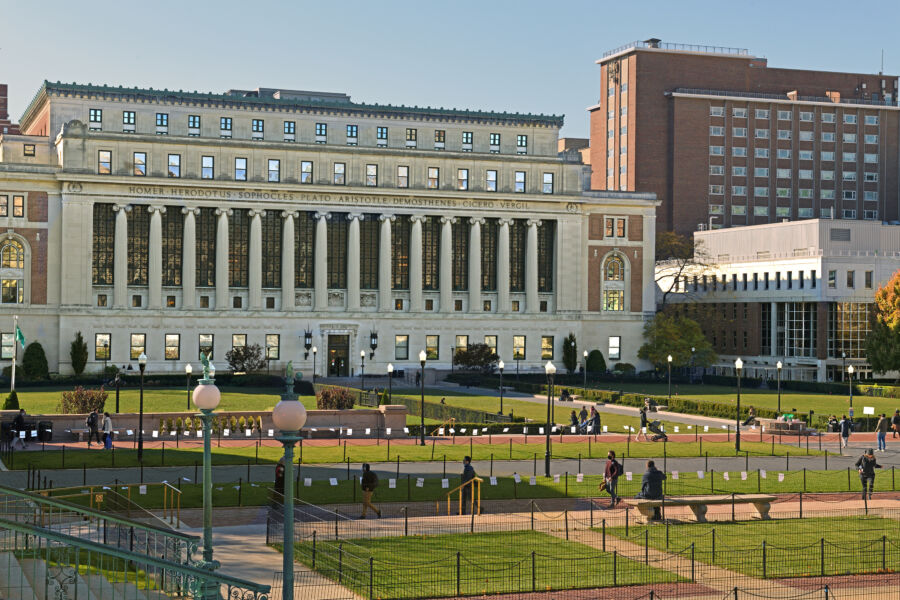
[742,406,757,427]
[578,406,588,425]
[839,415,852,449]
[635,407,648,441]
[359,464,382,519]
[569,410,579,428]
[636,460,667,520]
[603,451,622,508]
[102,412,113,449]
[86,409,101,448]
[855,448,882,500]
[876,413,890,452]
[460,456,477,514]
[892,410,900,439]
[12,409,27,448]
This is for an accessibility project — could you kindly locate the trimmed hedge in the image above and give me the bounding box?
[392,393,520,425]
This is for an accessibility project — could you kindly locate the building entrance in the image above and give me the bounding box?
[328,335,350,377]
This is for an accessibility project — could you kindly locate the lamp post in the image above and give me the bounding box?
[583,350,588,390]
[387,363,393,403]
[359,350,366,389]
[848,365,855,409]
[185,363,193,411]
[137,352,147,462]
[841,351,846,382]
[102,341,109,374]
[544,361,556,477]
[114,371,121,413]
[272,365,308,600]
[667,354,673,400]
[690,346,695,383]
[734,357,743,452]
[419,350,427,446]
[312,346,317,386]
[191,354,220,587]
[498,360,505,415]
[776,361,783,414]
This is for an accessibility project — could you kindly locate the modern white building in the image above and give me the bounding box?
[0,81,658,376]
[657,219,900,381]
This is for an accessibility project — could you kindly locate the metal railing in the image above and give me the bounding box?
[35,481,182,526]
[441,477,482,516]
[673,87,897,107]
[603,40,750,58]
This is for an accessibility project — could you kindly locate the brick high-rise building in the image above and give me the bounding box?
[0,84,21,135]
[589,39,900,235]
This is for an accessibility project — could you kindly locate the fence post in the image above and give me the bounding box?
[613,550,617,586]
[799,492,803,519]
[666,520,670,549]
[456,551,461,597]
[820,537,825,577]
[894,466,896,491]
[883,535,887,572]
[564,510,569,540]
[369,557,374,600]
[712,528,716,562]
[338,542,343,583]
[691,543,694,582]
[311,530,317,568]
[762,540,766,579]
[602,519,606,551]
[531,500,534,530]
[731,493,735,521]
[803,468,807,492]
[590,499,594,527]
[531,551,536,592]
[335,515,339,540]
[404,507,409,536]
[847,467,851,491]
[644,529,649,565]
[625,507,629,536]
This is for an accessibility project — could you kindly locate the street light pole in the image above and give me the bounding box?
[841,351,846,382]
[387,363,393,403]
[185,363,193,411]
[734,358,743,452]
[360,350,366,389]
[192,354,220,591]
[137,353,147,462]
[498,361,505,415]
[776,361,782,414]
[667,354,673,400]
[114,372,121,414]
[544,361,556,477]
[848,365,855,408]
[312,346,317,386]
[419,350,427,446]
[582,350,588,390]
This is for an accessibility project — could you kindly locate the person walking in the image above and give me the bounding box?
[86,409,101,448]
[876,413,890,452]
[636,460,667,520]
[635,407,648,441]
[359,464,382,518]
[855,448,882,500]
[839,415,852,449]
[12,409,27,448]
[603,451,622,508]
[578,406,589,425]
[742,406,757,427]
[569,410,579,428]
[460,456,477,514]
[102,412,113,449]
[892,410,900,439]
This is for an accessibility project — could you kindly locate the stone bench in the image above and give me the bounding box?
[759,419,808,434]
[622,494,776,523]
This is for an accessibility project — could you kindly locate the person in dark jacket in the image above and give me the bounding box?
[891,409,900,439]
[569,410,579,428]
[578,406,589,425]
[839,415,852,448]
[636,460,667,519]
[86,409,102,448]
[604,451,622,508]
[635,408,648,441]
[360,464,381,518]
[12,409,27,448]
[460,456,477,514]
[856,449,882,500]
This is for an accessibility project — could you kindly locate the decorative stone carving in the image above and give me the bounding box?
[360,293,377,307]
[296,292,312,306]
[328,291,345,306]
[66,182,83,193]
[566,202,580,214]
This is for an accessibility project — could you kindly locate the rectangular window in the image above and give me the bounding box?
[799,131,813,142]
[434,129,446,144]
[89,108,102,123]
[457,169,468,191]
[231,334,247,353]
[776,150,791,160]
[733,127,747,137]
[733,108,747,118]
[843,133,857,143]
[865,172,878,182]
[777,130,791,140]
[776,188,791,198]
[710,106,724,116]
[98,150,111,175]
[821,151,835,161]
[265,334,280,360]
[755,109,769,119]
[865,191,878,202]
[425,335,440,360]
[603,290,625,310]
[541,336,554,360]
[300,161,313,184]
[777,110,792,121]
[864,153,878,164]
[844,114,858,124]
[542,173,554,194]
[199,334,214,360]
[153,113,168,128]
[799,111,814,122]
[732,185,746,196]
[167,154,180,178]
[366,164,378,187]
[397,165,409,188]
[755,167,769,178]
[843,152,857,163]
[220,117,232,131]
[843,171,857,181]
[123,111,135,125]
[732,204,747,216]
[164,334,180,360]
[828,270,836,288]
[346,124,358,140]
[187,115,200,129]
[23,144,35,156]
[133,152,146,177]
[847,270,855,289]
[427,167,439,189]
[462,131,473,146]
[394,335,409,360]
[377,126,388,143]
[710,126,724,136]
[710,145,724,156]
[483,335,497,354]
[485,170,497,192]
[864,134,878,144]
[202,156,214,179]
[95,333,111,360]
[455,335,469,353]
[333,163,345,185]
[512,335,526,360]
[755,128,769,139]
[822,113,835,123]
[754,187,769,197]
[235,157,247,181]
[516,134,528,153]
[284,121,295,135]
[865,271,873,289]
[130,333,146,360]
[711,165,725,175]
[709,185,725,195]
[608,336,621,360]
[822,132,836,143]
[268,159,280,182]
[406,128,417,142]
[252,119,264,133]
[514,171,526,193]
[776,168,791,178]
[490,132,500,149]
[315,122,327,139]
[732,147,747,157]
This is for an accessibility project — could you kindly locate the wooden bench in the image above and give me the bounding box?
[622,494,776,523]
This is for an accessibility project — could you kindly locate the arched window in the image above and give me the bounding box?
[601,254,627,311]
[0,238,25,304]
[1,240,23,269]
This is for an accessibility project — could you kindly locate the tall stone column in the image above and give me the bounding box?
[526,219,541,313]
[248,210,264,310]
[112,204,130,308]
[440,217,455,312]
[314,212,330,311]
[378,215,394,312]
[770,301,778,357]
[347,214,362,311]
[147,206,165,309]
[281,211,296,311]
[215,208,231,310]
[498,218,512,313]
[409,215,425,312]
[468,217,483,313]
[182,208,198,309]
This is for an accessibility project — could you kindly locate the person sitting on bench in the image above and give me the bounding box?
[635,460,667,520]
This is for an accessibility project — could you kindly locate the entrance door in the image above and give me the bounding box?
[328,335,350,377]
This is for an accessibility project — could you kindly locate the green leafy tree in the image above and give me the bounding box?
[562,333,577,374]
[586,350,607,374]
[225,344,266,373]
[2,391,19,410]
[453,343,498,374]
[654,232,716,307]
[867,270,900,379]
[70,332,88,375]
[637,312,716,368]
[57,386,107,414]
[22,342,49,380]
[317,386,355,410]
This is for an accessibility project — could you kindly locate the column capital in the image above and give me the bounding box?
[440,216,457,225]
[281,210,299,219]
[379,214,397,222]
[409,214,427,224]
[248,208,266,218]
[315,211,331,220]
[147,205,167,215]
[469,217,485,225]
[181,207,201,216]
[113,204,132,213]
[215,208,232,217]
[498,217,515,226]
[526,218,542,228]
[348,213,365,221]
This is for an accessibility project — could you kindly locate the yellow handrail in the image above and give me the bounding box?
[430,417,457,437]
[35,482,182,525]
[440,477,482,516]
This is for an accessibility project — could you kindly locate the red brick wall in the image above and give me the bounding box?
[11,228,47,305]
[28,192,48,223]
[587,244,643,313]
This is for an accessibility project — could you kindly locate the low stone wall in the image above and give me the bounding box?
[0,405,408,441]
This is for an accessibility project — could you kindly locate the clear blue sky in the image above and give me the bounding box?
[2,0,898,137]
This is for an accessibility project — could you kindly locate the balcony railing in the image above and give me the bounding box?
[603,40,750,59]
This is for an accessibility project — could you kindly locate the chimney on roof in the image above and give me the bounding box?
[826,90,842,103]
[786,90,798,101]
[645,38,662,48]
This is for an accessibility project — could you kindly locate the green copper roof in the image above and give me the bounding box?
[21,80,564,128]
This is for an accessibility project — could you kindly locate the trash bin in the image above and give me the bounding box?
[37,421,52,442]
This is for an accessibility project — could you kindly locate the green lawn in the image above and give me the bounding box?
[292,531,682,598]
[11,437,824,471]
[607,516,900,578]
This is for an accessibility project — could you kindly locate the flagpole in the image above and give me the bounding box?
[11,315,16,392]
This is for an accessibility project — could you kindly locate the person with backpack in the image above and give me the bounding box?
[839,415,852,449]
[359,463,381,519]
[86,409,101,448]
[102,413,113,449]
[856,448,882,500]
[603,451,622,508]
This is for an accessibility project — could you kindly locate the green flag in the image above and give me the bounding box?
[15,325,24,348]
